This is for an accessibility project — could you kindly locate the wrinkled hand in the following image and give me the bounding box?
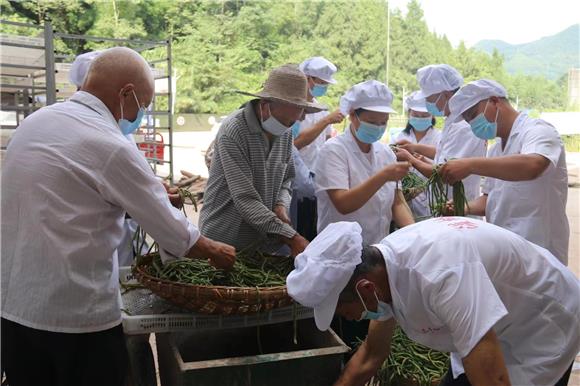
[383,161,411,181]
[190,236,236,270]
[396,139,411,146]
[274,205,291,225]
[286,233,309,257]
[443,199,469,216]
[163,182,183,209]
[413,152,426,162]
[325,110,345,125]
[397,141,417,154]
[439,159,473,185]
[393,147,414,162]
[443,200,456,216]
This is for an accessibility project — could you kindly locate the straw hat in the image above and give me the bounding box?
[237,64,327,113]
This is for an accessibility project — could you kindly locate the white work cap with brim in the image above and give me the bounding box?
[236,64,326,113]
[404,91,428,113]
[299,56,338,84]
[69,51,102,88]
[286,222,363,331]
[448,79,508,123]
[416,64,463,99]
[339,80,396,115]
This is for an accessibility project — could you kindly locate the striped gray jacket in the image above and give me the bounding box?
[199,101,296,251]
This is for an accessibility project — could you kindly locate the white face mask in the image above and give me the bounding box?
[260,103,291,136]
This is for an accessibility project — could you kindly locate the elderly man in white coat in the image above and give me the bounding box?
[1,47,235,386]
[395,64,486,203]
[69,50,154,267]
[440,79,569,264]
[287,220,580,386]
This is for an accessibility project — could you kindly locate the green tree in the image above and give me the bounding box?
[2,0,98,55]
[0,0,569,114]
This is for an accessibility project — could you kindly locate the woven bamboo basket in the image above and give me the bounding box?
[133,253,294,315]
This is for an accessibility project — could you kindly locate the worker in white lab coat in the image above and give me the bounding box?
[287,219,580,386]
[314,80,414,245]
[290,57,344,240]
[395,64,486,202]
[440,79,569,265]
[390,91,440,218]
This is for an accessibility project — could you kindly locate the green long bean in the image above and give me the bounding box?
[377,327,450,386]
[427,165,468,217]
[144,252,293,288]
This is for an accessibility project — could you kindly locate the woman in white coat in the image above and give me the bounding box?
[314,79,414,349]
[315,80,414,245]
[391,91,440,218]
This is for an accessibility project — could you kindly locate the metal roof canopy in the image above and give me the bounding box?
[0,19,175,180]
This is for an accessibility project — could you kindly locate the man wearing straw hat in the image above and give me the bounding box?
[199,64,326,256]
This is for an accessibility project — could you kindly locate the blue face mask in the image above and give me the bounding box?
[469,100,498,140]
[409,116,432,132]
[356,284,393,321]
[291,121,301,139]
[425,93,446,117]
[310,83,328,97]
[354,114,386,144]
[118,90,145,135]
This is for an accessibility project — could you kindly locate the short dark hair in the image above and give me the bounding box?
[339,245,384,302]
[354,107,368,116]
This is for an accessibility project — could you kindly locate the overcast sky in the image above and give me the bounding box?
[388,0,580,47]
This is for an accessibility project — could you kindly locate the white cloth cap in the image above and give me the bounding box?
[69,51,102,87]
[416,64,463,98]
[339,80,396,115]
[448,79,508,123]
[404,90,428,113]
[299,56,337,84]
[286,222,363,331]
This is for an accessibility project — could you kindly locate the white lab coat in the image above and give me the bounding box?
[377,217,580,386]
[296,103,333,171]
[435,119,486,200]
[1,92,200,333]
[391,128,441,218]
[314,128,397,244]
[482,113,569,264]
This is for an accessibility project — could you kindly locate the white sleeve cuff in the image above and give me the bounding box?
[159,220,200,264]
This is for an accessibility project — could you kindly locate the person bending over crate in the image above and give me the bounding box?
[287,220,580,386]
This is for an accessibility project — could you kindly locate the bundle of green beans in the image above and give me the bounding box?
[401,172,426,191]
[426,165,467,217]
[377,327,449,386]
[401,172,427,201]
[145,251,294,288]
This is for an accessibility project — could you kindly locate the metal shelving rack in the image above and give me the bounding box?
[0,20,55,154]
[0,19,174,181]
